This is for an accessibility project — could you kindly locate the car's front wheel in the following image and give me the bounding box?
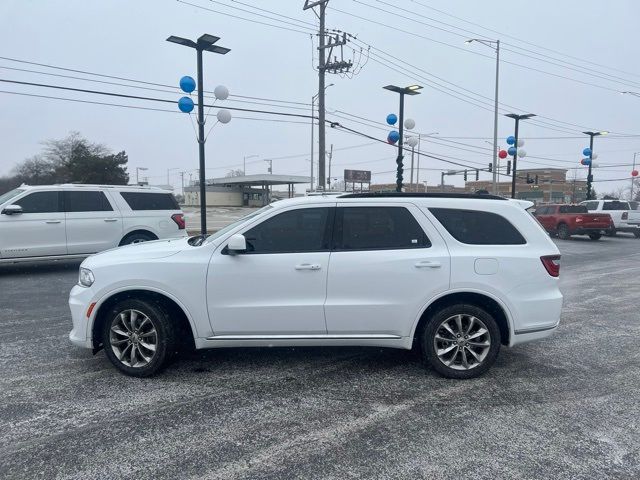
[605,228,617,237]
[422,304,501,379]
[102,299,175,377]
[588,232,602,240]
[557,223,570,240]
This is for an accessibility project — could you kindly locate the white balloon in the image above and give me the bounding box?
[517,148,527,158]
[406,136,419,147]
[404,118,416,130]
[517,139,525,147]
[216,109,232,124]
[591,153,598,160]
[214,85,229,100]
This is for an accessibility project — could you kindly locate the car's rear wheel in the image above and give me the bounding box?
[557,223,570,240]
[422,304,500,379]
[634,231,640,238]
[588,232,602,240]
[120,232,155,246]
[102,299,175,377]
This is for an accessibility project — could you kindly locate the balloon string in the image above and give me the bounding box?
[203,98,218,123]
[204,120,220,142]
[188,112,199,142]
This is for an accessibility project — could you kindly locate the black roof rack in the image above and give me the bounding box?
[340,192,507,200]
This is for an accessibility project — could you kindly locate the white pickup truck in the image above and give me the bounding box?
[580,199,640,237]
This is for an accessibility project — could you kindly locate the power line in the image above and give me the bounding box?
[409,0,640,81]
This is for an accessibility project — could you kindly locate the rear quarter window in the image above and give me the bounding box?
[559,205,588,213]
[602,201,629,211]
[119,192,179,210]
[430,208,526,245]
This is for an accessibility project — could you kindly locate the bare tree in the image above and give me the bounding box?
[226,169,245,177]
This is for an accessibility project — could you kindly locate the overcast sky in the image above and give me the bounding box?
[1,0,639,195]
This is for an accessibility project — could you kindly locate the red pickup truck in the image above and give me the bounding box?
[534,204,613,240]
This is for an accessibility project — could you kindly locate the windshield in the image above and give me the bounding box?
[0,188,25,206]
[204,205,273,244]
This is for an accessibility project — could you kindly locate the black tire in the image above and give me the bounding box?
[634,231,640,239]
[557,223,570,240]
[605,228,617,237]
[120,231,155,246]
[588,232,602,240]
[421,304,501,380]
[102,298,175,377]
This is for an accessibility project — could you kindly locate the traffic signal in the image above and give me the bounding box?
[506,160,511,175]
[535,175,539,184]
[463,170,467,181]
[475,169,479,181]
[488,163,492,173]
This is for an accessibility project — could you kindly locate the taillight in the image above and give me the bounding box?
[575,216,583,223]
[622,212,628,220]
[171,213,185,230]
[541,255,561,277]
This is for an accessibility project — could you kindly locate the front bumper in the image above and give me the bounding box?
[69,284,95,349]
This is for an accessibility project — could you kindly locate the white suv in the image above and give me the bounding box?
[0,184,187,262]
[69,193,563,379]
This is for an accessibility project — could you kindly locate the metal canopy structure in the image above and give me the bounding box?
[209,174,310,186]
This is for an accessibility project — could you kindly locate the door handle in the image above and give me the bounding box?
[415,260,441,269]
[295,263,322,271]
[104,218,119,222]
[45,220,61,224]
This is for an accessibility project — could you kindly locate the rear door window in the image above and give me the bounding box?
[430,208,526,245]
[602,201,629,211]
[333,206,431,250]
[583,201,599,210]
[14,191,62,213]
[559,205,588,213]
[64,191,113,212]
[120,192,179,210]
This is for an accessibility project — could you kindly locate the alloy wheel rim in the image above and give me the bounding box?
[109,309,158,368]
[433,314,491,371]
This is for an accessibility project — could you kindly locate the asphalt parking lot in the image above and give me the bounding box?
[1,235,639,479]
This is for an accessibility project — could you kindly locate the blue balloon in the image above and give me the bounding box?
[386,113,398,126]
[582,147,592,157]
[178,96,194,113]
[180,76,196,93]
[388,130,400,143]
[581,158,591,166]
[508,146,517,156]
[506,136,516,145]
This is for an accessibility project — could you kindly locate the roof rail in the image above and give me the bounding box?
[52,183,165,190]
[340,192,507,200]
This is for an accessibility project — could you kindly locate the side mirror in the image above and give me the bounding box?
[1,204,22,215]
[227,234,247,255]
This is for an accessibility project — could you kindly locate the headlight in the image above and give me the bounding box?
[78,268,95,287]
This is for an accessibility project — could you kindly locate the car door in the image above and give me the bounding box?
[324,203,450,337]
[0,190,66,258]
[207,205,334,335]
[64,190,123,254]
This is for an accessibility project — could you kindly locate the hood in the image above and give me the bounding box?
[84,237,190,267]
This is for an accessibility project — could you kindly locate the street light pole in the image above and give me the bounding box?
[167,34,230,235]
[582,131,608,200]
[466,39,500,194]
[383,84,423,192]
[243,154,258,175]
[505,113,536,198]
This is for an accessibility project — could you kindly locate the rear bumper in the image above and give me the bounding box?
[570,227,609,235]
[511,322,559,346]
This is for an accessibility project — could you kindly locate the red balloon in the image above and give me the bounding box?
[632,170,639,177]
[498,149,508,159]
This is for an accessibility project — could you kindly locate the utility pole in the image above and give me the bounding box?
[179,171,185,195]
[327,143,333,190]
[441,172,445,192]
[310,94,315,191]
[304,0,352,191]
[265,159,273,174]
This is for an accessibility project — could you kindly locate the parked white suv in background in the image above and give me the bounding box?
[69,193,563,379]
[0,184,186,262]
[580,199,640,237]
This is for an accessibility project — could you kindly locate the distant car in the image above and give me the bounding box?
[0,184,187,263]
[534,204,613,240]
[580,199,640,238]
[629,201,638,210]
[69,192,563,380]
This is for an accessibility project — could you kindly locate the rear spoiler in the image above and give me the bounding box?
[509,199,535,210]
